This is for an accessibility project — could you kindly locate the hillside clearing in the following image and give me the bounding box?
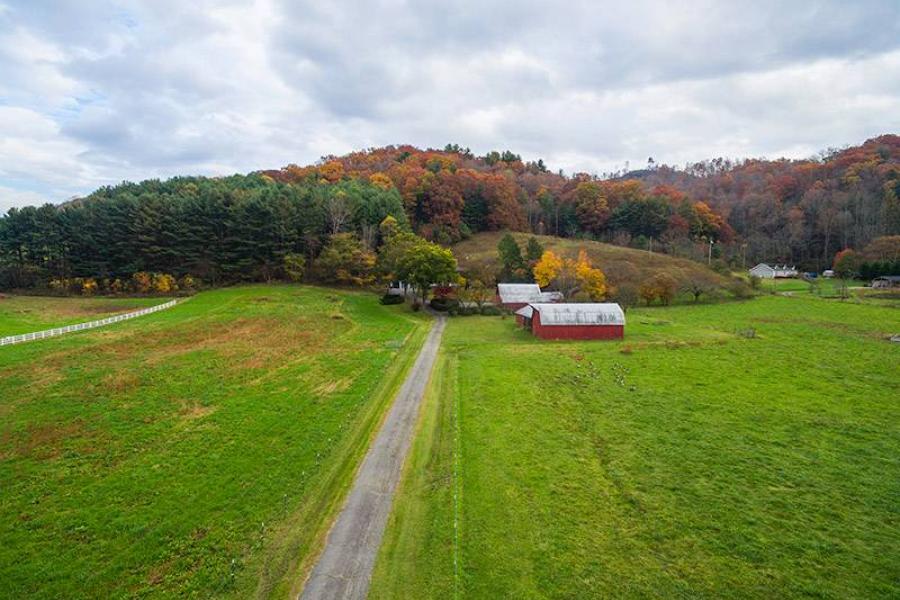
[0,285,428,598]
[371,296,900,598]
[453,231,731,291]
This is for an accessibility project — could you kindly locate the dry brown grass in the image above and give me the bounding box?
[178,403,217,420]
[452,231,729,289]
[313,378,352,397]
[1,419,86,460]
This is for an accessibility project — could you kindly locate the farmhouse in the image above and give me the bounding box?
[749,263,799,279]
[496,283,563,310]
[872,275,900,289]
[515,303,625,340]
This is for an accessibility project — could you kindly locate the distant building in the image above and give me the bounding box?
[822,269,835,278]
[749,264,776,279]
[496,283,563,310]
[515,303,625,340]
[775,265,799,278]
[872,275,900,289]
[749,263,798,279]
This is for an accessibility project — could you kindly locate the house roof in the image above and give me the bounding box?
[750,263,774,270]
[497,283,543,303]
[874,275,900,282]
[531,303,625,326]
[514,305,534,318]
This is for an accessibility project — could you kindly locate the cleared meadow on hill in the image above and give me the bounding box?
[0,285,427,598]
[371,296,900,599]
[0,295,162,337]
[452,231,732,291]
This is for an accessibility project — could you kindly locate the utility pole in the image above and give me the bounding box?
[708,238,714,266]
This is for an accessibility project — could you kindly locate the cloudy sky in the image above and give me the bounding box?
[1,0,899,210]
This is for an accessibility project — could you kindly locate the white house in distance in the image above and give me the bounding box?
[749,263,799,279]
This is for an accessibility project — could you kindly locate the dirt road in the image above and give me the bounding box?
[299,315,446,599]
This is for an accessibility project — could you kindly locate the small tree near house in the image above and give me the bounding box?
[396,239,459,305]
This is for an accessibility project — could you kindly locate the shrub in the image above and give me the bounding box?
[132,272,152,294]
[479,305,503,316]
[611,283,639,311]
[81,278,98,296]
[429,297,460,312]
[380,293,404,305]
[639,273,678,305]
[178,274,197,292]
[728,278,753,299]
[152,273,177,294]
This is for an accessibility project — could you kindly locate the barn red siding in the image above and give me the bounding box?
[502,302,531,311]
[532,311,624,340]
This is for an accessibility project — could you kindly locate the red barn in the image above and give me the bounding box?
[515,303,625,340]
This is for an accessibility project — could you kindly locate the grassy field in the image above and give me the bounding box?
[0,285,428,598]
[759,277,867,295]
[371,296,900,598]
[0,294,163,337]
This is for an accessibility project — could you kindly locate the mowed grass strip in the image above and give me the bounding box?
[0,285,428,598]
[371,296,900,599]
[0,294,163,337]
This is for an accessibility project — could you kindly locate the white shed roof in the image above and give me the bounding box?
[532,303,625,326]
[514,305,534,318]
[497,283,543,303]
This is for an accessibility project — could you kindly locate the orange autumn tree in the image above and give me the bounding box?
[533,249,607,301]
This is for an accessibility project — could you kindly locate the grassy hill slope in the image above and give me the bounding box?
[0,285,428,598]
[453,232,732,291]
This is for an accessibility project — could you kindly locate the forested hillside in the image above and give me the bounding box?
[1,135,898,290]
[0,175,407,288]
[631,135,900,270]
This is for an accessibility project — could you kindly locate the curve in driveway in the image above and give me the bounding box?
[300,314,446,600]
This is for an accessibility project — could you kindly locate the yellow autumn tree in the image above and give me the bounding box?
[574,250,607,300]
[533,250,563,287]
[533,249,608,300]
[369,172,394,190]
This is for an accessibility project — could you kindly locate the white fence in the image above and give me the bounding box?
[0,299,180,347]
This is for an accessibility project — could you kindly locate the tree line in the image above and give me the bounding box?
[2,135,897,290]
[0,174,408,289]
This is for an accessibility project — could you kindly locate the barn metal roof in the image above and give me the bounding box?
[497,283,542,302]
[532,303,625,326]
[497,284,565,303]
[514,305,534,318]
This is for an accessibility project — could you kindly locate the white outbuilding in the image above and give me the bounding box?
[749,263,776,279]
[496,283,563,309]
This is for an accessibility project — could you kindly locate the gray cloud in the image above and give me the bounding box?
[0,0,898,207]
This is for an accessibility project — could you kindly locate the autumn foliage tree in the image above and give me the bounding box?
[533,249,607,300]
[639,272,678,305]
[314,233,376,286]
